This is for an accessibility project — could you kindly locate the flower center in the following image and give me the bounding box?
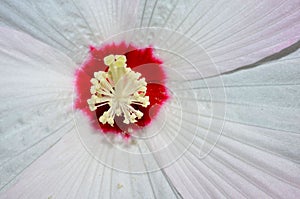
[87,55,150,126]
[74,42,169,137]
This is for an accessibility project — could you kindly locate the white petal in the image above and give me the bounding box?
[0,0,139,63]
[193,47,300,133]
[0,27,76,192]
[137,0,300,76]
[2,1,299,77]
[154,46,300,198]
[1,1,300,198]
[0,124,179,198]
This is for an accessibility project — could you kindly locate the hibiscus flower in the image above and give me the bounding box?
[0,0,300,198]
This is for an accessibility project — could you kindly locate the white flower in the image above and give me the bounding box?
[0,0,300,198]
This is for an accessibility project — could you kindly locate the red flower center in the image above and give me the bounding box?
[74,42,169,137]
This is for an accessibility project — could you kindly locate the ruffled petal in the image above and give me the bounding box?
[0,0,139,63]
[155,46,300,198]
[0,27,76,192]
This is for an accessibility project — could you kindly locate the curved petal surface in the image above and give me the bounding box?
[0,27,75,192]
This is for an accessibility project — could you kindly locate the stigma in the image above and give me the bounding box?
[87,54,150,127]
